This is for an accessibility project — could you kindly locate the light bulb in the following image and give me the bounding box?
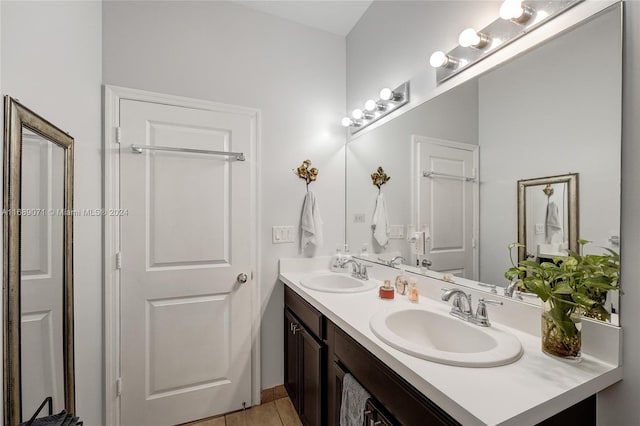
[500,0,521,19]
[352,109,364,120]
[429,51,447,68]
[458,28,489,48]
[430,51,460,69]
[379,88,393,101]
[459,28,480,47]
[341,117,352,127]
[500,0,533,22]
[364,99,377,111]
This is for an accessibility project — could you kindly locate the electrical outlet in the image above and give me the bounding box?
[272,226,295,244]
[535,224,545,235]
[353,213,365,223]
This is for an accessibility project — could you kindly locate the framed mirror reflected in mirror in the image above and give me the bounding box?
[345,4,622,324]
[3,96,76,425]
[517,173,579,264]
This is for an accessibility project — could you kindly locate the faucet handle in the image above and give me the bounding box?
[360,264,369,280]
[475,298,503,326]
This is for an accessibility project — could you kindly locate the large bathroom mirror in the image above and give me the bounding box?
[3,96,75,425]
[346,4,622,323]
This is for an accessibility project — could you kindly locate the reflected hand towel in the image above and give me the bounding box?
[545,201,562,243]
[372,193,390,247]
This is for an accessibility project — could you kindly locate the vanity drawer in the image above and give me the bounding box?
[285,286,324,339]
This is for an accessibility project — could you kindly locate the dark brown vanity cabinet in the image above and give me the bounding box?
[284,286,596,426]
[284,290,326,426]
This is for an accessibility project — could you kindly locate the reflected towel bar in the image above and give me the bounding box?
[130,144,245,161]
[423,170,475,182]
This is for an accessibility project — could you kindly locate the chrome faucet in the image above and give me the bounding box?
[504,279,520,298]
[388,256,405,266]
[339,258,369,280]
[441,288,473,318]
[441,288,503,327]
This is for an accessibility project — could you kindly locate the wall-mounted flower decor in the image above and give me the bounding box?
[294,159,319,189]
[371,166,391,189]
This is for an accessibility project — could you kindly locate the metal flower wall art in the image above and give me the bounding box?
[294,159,319,190]
[371,166,391,191]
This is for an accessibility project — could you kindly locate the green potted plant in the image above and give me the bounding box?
[505,240,619,360]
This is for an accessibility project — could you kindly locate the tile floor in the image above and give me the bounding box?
[183,387,302,426]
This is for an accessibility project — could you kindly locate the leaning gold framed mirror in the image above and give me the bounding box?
[3,96,75,425]
[517,173,579,263]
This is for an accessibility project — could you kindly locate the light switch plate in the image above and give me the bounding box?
[389,225,405,239]
[353,213,366,223]
[272,226,295,244]
[535,224,545,235]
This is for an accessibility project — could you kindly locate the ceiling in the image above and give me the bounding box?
[234,1,374,36]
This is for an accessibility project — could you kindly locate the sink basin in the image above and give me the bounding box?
[300,272,379,293]
[370,306,523,367]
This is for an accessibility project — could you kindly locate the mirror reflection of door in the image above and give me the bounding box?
[415,136,478,279]
[20,129,66,419]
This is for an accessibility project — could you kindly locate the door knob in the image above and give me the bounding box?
[237,273,248,284]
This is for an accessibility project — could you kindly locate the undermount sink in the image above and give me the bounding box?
[300,272,379,293]
[370,306,523,367]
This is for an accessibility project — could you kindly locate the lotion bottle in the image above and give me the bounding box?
[408,278,419,303]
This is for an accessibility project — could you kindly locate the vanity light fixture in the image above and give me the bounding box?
[379,87,404,102]
[429,51,460,69]
[352,108,373,120]
[341,117,361,128]
[458,28,490,49]
[365,99,386,112]
[342,81,410,134]
[499,0,535,23]
[430,0,580,84]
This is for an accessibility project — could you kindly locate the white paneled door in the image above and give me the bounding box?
[118,98,254,426]
[21,133,65,419]
[415,137,478,279]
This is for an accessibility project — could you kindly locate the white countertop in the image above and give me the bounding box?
[279,257,622,426]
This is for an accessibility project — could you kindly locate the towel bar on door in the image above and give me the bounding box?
[423,170,476,182]
[130,144,245,161]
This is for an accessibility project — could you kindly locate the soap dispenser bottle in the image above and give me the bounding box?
[330,246,343,272]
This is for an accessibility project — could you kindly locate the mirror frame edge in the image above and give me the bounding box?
[3,96,75,425]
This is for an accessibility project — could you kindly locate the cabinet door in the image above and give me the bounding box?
[331,361,347,426]
[298,328,324,426]
[284,310,300,411]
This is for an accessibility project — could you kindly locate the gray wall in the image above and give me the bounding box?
[478,7,621,286]
[347,1,498,115]
[0,1,103,424]
[102,0,346,392]
[348,0,637,423]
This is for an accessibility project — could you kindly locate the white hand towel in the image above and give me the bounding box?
[545,201,563,244]
[300,190,323,251]
[339,373,371,426]
[371,193,390,247]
